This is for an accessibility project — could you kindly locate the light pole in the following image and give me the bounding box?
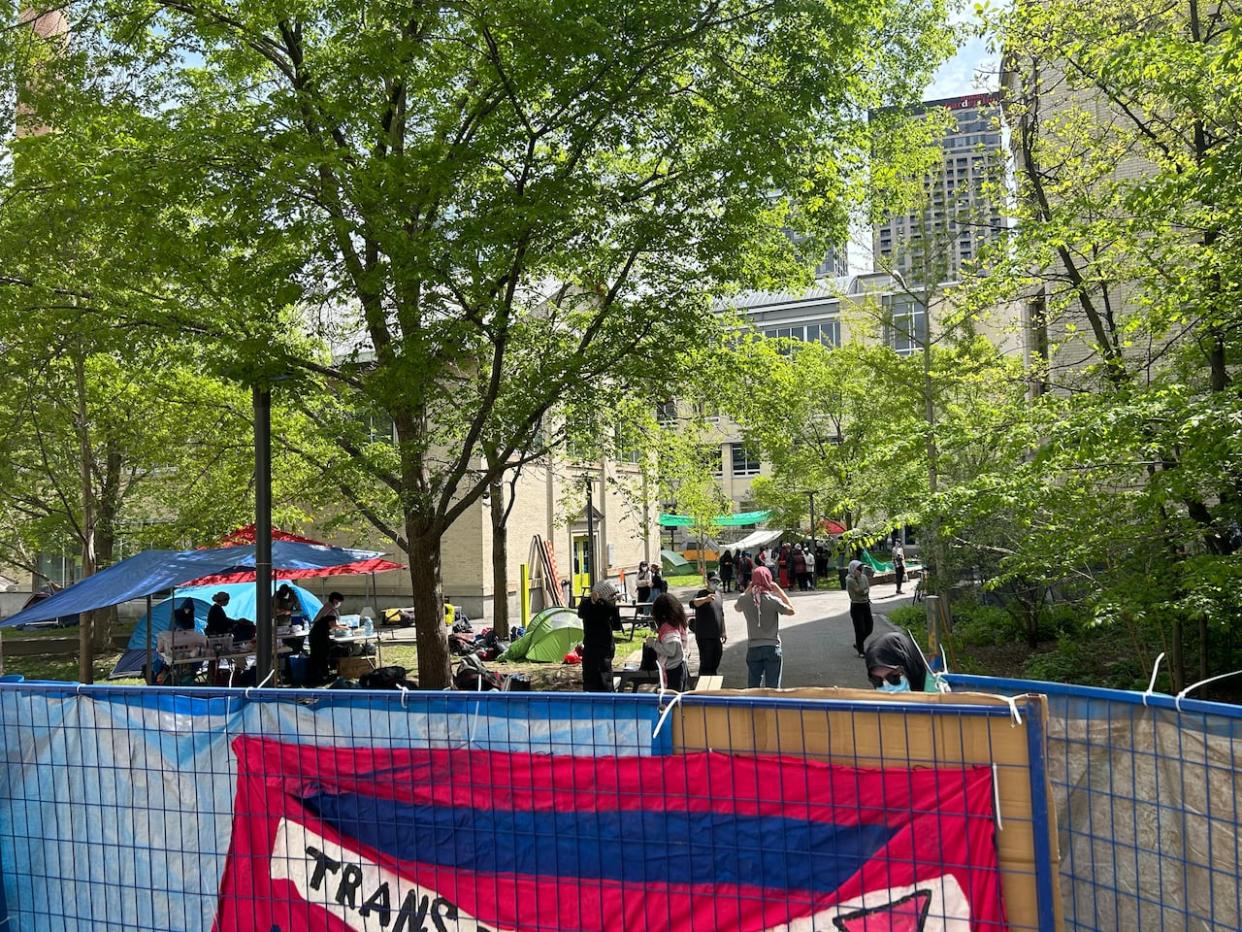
[254,384,273,684]
[584,474,596,588]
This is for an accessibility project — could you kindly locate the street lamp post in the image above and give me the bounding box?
[584,474,596,589]
[254,384,273,684]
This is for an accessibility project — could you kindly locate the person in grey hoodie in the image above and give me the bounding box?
[733,566,795,688]
[846,560,873,657]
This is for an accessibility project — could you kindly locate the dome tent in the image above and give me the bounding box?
[499,607,583,663]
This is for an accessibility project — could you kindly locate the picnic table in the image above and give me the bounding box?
[621,601,654,638]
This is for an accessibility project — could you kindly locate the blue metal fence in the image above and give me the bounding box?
[0,683,1053,931]
[948,673,1242,931]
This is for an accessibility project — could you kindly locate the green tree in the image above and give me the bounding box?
[3,0,951,686]
[937,0,1242,689]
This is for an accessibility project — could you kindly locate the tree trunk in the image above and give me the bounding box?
[922,337,948,611]
[408,524,451,689]
[489,476,510,639]
[92,443,123,651]
[1198,612,1208,692]
[72,349,96,684]
[1170,615,1185,694]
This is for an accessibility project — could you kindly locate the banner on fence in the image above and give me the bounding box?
[215,736,1007,932]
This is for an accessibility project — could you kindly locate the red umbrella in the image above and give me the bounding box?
[820,519,848,535]
[184,525,405,586]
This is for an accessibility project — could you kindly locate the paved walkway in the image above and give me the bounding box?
[712,581,915,689]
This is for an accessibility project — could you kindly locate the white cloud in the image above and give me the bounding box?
[927,37,1000,99]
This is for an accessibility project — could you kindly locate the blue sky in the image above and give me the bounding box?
[927,26,999,99]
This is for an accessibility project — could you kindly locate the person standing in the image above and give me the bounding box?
[636,561,653,607]
[309,591,347,684]
[892,540,907,594]
[792,545,808,591]
[689,572,726,677]
[578,580,621,692]
[804,546,816,591]
[647,593,690,691]
[718,549,735,593]
[739,551,753,590]
[846,560,874,657]
[733,567,795,688]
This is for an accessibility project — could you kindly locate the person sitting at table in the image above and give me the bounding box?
[309,591,348,684]
[205,591,235,637]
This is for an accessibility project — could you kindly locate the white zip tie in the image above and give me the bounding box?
[1142,653,1166,707]
[397,683,410,709]
[245,670,274,699]
[1176,668,1242,712]
[652,690,684,741]
[992,763,1004,831]
[1003,694,1023,727]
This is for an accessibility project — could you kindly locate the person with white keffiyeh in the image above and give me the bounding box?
[577,579,622,691]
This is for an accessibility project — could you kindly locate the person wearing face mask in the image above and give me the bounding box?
[864,631,937,693]
[688,572,726,677]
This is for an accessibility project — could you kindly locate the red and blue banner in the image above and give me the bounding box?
[215,737,1007,931]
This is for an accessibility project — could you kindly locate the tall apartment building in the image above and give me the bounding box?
[873,92,1006,285]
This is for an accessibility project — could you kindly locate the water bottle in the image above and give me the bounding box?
[364,617,374,636]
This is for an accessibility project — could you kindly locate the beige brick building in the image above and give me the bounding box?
[706,271,1023,510]
[319,453,658,622]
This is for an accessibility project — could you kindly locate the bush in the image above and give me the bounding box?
[887,605,926,632]
[952,605,1022,647]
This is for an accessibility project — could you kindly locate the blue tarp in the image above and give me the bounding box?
[0,542,376,629]
[110,583,324,678]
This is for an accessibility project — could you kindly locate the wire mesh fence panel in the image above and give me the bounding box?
[0,683,1054,931]
[948,674,1242,932]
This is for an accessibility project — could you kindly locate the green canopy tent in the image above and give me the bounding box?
[657,510,771,528]
[499,607,583,663]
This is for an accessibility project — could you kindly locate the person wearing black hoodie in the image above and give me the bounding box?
[863,631,937,693]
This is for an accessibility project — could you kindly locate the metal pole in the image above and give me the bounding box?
[254,385,274,685]
[144,593,153,685]
[584,475,596,588]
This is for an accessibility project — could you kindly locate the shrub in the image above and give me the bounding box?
[887,605,926,632]
[953,605,1022,647]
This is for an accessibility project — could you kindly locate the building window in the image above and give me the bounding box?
[885,296,928,356]
[760,318,841,348]
[656,400,677,426]
[821,318,841,346]
[731,444,761,477]
[364,411,395,444]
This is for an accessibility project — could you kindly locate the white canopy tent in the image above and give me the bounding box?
[724,528,783,552]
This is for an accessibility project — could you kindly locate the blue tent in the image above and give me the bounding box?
[0,541,375,629]
[110,583,323,678]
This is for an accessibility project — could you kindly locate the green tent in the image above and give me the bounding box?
[660,548,691,569]
[499,607,583,663]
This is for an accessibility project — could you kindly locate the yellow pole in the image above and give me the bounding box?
[520,563,531,628]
